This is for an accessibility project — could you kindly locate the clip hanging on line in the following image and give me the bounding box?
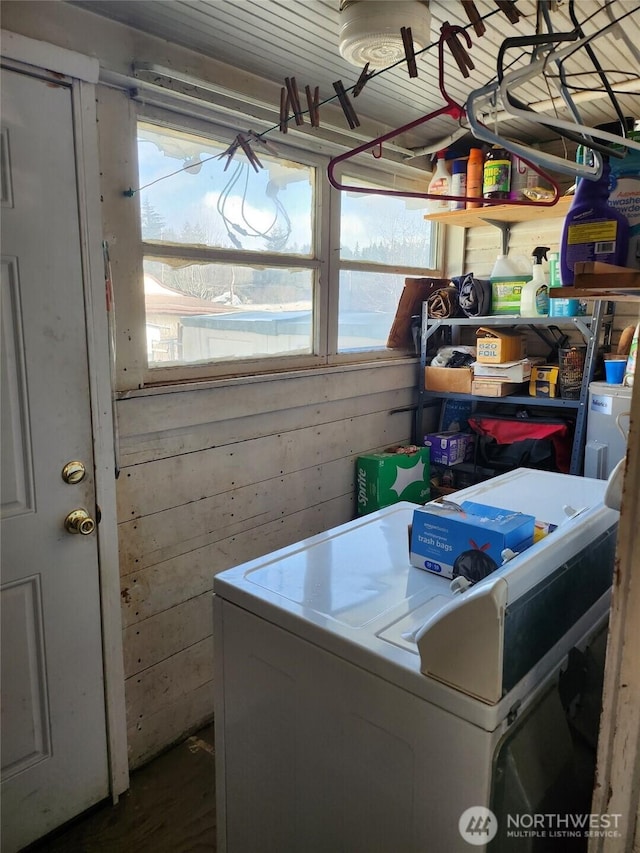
[279,86,290,133]
[285,77,305,126]
[461,0,486,37]
[332,80,360,129]
[352,63,374,97]
[494,0,521,24]
[305,85,321,127]
[443,20,475,78]
[218,133,264,173]
[401,26,419,78]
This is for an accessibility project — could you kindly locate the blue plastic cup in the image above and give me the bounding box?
[604,359,627,384]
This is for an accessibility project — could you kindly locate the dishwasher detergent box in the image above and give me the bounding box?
[410,500,535,580]
[424,431,475,465]
[356,447,430,516]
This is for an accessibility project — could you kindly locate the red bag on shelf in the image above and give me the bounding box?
[468,414,573,474]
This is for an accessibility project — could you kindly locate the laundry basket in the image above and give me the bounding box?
[559,345,586,399]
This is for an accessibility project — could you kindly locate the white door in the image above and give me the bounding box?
[1,67,109,851]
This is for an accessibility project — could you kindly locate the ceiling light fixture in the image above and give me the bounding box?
[338,0,431,70]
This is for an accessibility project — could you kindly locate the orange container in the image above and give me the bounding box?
[465,148,484,209]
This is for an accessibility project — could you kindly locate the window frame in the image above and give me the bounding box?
[134,105,443,386]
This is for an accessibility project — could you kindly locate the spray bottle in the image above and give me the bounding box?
[427,151,451,213]
[559,159,629,285]
[520,247,550,317]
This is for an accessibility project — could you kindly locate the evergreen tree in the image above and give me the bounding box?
[141,198,166,240]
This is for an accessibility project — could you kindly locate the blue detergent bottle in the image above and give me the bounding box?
[559,159,630,286]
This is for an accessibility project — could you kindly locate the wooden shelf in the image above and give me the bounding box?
[423,195,572,228]
[550,287,640,302]
[549,262,640,301]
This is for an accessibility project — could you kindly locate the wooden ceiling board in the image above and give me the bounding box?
[68,0,639,156]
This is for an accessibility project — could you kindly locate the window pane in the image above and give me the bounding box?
[144,260,313,365]
[338,270,408,352]
[340,179,433,267]
[137,123,314,255]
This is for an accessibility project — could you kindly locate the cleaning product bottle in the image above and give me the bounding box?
[465,148,484,209]
[520,247,550,317]
[608,123,640,269]
[427,151,451,213]
[548,251,579,317]
[559,158,630,285]
[449,158,467,211]
[483,145,512,202]
[489,254,531,315]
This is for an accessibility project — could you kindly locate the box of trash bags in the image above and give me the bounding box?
[409,501,537,580]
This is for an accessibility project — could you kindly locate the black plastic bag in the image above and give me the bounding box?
[453,549,499,584]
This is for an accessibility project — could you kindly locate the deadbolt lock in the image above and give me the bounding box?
[62,461,86,485]
[64,509,96,536]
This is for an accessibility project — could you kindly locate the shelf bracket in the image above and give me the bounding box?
[481,219,510,254]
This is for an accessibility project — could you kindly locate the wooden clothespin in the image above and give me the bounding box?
[352,62,374,97]
[218,137,241,170]
[401,26,419,78]
[494,0,521,24]
[279,86,290,134]
[246,129,279,156]
[461,0,486,36]
[442,21,475,78]
[285,77,305,126]
[237,134,263,173]
[305,85,321,128]
[332,80,360,129]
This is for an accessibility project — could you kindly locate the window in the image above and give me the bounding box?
[136,117,439,381]
[338,179,437,352]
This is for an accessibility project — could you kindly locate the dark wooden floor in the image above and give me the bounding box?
[27,723,216,853]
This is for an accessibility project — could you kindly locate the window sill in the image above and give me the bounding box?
[116,354,418,400]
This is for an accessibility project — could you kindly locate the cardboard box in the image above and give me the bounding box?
[475,327,525,364]
[529,365,559,398]
[471,379,527,397]
[409,500,535,579]
[356,447,430,516]
[473,357,543,382]
[425,365,473,394]
[424,431,475,465]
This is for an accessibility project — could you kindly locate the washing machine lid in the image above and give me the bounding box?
[214,470,617,726]
[221,502,446,630]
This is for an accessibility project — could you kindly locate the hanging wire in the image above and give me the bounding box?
[216,161,292,251]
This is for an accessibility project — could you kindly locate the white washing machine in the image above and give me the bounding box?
[213,470,618,853]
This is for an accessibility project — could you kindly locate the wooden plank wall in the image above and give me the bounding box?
[464,217,640,349]
[116,362,417,767]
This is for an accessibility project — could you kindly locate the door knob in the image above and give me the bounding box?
[64,509,96,535]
